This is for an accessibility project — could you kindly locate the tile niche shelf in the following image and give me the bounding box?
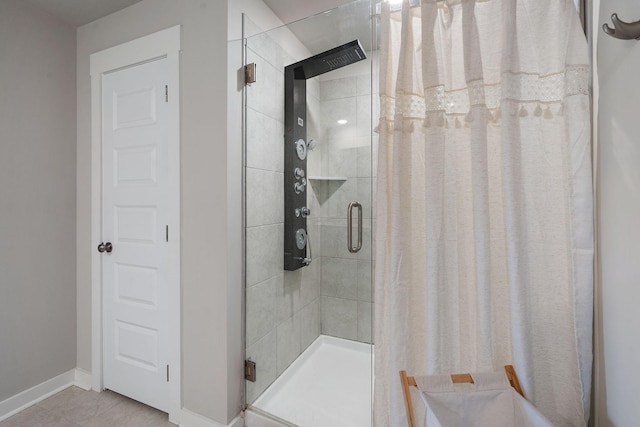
[308,176,348,202]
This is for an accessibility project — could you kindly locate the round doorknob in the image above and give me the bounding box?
[97,242,113,253]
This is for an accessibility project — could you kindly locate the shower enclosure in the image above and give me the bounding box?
[242,1,377,425]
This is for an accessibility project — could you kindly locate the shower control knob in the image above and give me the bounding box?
[294,178,306,194]
[300,207,311,218]
[294,168,305,179]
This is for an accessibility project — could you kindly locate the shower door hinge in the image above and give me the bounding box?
[244,360,256,382]
[165,85,168,102]
[244,63,257,85]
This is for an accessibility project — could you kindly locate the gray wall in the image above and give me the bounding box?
[0,0,77,403]
[76,1,242,423]
[594,0,640,424]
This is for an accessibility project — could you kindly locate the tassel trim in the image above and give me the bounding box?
[381,101,567,131]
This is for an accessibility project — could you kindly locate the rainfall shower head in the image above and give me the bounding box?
[291,40,367,80]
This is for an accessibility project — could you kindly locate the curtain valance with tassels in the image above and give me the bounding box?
[377,0,590,130]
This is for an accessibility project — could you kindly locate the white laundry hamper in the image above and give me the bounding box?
[400,366,555,427]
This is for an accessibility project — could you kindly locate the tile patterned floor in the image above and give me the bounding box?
[0,386,177,427]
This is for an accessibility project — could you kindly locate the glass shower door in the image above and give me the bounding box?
[243,2,377,425]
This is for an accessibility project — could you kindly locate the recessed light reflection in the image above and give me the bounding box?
[337,119,348,125]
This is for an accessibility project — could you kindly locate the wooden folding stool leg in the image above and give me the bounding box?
[504,365,524,397]
[400,370,417,427]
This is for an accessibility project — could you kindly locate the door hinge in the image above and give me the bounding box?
[166,225,169,242]
[165,85,168,102]
[244,360,256,382]
[166,365,170,382]
[244,63,256,85]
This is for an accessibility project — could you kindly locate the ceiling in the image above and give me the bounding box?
[21,0,374,53]
[22,0,352,28]
[23,0,143,27]
[262,0,376,54]
[262,0,353,26]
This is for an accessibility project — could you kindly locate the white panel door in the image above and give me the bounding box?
[101,57,170,412]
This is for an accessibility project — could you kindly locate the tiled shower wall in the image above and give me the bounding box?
[244,31,322,404]
[307,63,378,345]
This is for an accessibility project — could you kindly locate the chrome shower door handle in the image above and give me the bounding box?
[347,202,363,253]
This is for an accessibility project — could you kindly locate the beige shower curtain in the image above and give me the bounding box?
[374,1,593,426]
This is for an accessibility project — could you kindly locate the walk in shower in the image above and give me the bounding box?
[243,1,377,425]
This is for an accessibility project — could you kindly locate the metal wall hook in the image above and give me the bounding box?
[603,13,640,40]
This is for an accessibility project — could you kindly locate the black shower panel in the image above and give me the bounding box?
[283,40,366,271]
[283,69,309,271]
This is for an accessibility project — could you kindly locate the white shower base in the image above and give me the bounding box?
[249,335,373,427]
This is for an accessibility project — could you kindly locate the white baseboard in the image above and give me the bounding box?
[0,369,76,422]
[73,368,92,390]
[176,408,242,427]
